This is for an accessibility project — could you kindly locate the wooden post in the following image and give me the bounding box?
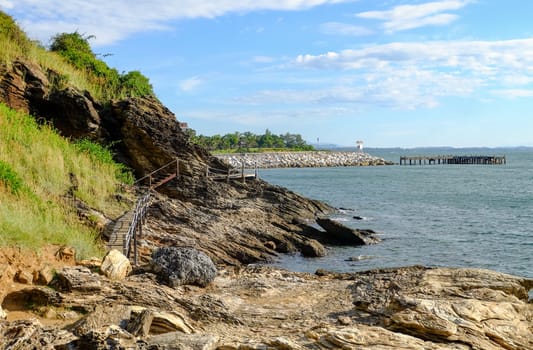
[205,165,209,178]
[241,162,245,183]
[227,169,230,183]
[176,158,179,178]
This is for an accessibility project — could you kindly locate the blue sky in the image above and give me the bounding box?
[2,0,533,147]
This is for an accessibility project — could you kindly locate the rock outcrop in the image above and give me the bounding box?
[0,59,345,264]
[316,217,381,245]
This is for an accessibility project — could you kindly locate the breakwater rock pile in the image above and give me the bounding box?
[216,151,392,169]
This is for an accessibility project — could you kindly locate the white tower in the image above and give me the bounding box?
[356,140,364,152]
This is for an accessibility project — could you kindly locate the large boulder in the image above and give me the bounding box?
[100,249,132,280]
[150,247,217,288]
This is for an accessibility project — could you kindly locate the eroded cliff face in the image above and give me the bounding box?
[0,59,334,264]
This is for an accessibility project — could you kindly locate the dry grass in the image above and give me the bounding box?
[0,104,131,259]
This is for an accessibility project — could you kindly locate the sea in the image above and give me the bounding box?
[259,147,533,280]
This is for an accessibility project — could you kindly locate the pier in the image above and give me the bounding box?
[399,155,506,166]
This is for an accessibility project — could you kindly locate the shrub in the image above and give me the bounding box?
[50,31,153,99]
[120,70,154,97]
[0,160,23,194]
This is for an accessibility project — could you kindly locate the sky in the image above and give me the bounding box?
[2,0,533,148]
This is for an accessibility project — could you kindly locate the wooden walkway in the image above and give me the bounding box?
[206,165,258,182]
[106,158,257,264]
[400,155,506,166]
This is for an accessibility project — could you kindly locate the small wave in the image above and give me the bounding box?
[331,216,350,222]
[345,255,374,262]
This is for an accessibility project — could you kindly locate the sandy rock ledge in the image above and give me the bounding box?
[0,265,531,349]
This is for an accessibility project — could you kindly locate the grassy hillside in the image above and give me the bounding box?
[0,12,147,258]
[0,103,131,258]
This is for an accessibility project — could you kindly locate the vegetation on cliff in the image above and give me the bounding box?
[0,103,130,258]
[0,11,153,101]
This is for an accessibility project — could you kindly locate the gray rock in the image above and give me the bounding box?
[150,247,217,288]
[299,239,327,257]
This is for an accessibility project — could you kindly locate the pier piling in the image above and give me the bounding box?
[399,155,506,166]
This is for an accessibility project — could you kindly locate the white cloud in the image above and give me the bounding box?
[253,56,275,63]
[492,89,533,99]
[0,0,14,9]
[357,0,471,33]
[179,76,203,92]
[320,22,373,36]
[238,66,479,110]
[295,39,533,74]
[1,0,354,45]
[246,38,533,110]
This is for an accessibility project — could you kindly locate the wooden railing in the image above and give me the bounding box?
[108,158,180,264]
[123,192,151,265]
[134,158,180,189]
[110,158,257,264]
[206,164,258,182]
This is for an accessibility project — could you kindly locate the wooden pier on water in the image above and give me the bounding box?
[399,155,506,166]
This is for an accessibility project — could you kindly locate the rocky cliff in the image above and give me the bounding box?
[0,59,349,264]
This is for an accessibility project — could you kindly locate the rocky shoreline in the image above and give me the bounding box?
[215,151,392,169]
[1,249,532,349]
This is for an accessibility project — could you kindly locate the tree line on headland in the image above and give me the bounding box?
[186,129,314,152]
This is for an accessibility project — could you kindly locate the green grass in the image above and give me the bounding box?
[0,103,132,259]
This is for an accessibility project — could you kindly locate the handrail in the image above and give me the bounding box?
[117,157,257,264]
[134,158,180,188]
[123,192,151,265]
[205,163,258,182]
[120,158,180,264]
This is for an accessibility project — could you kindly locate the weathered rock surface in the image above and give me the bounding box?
[53,266,102,292]
[150,247,217,287]
[101,249,132,280]
[1,265,530,349]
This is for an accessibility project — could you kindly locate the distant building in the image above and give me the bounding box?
[356,140,364,152]
[179,122,188,130]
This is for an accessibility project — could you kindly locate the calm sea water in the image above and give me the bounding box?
[260,148,533,279]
